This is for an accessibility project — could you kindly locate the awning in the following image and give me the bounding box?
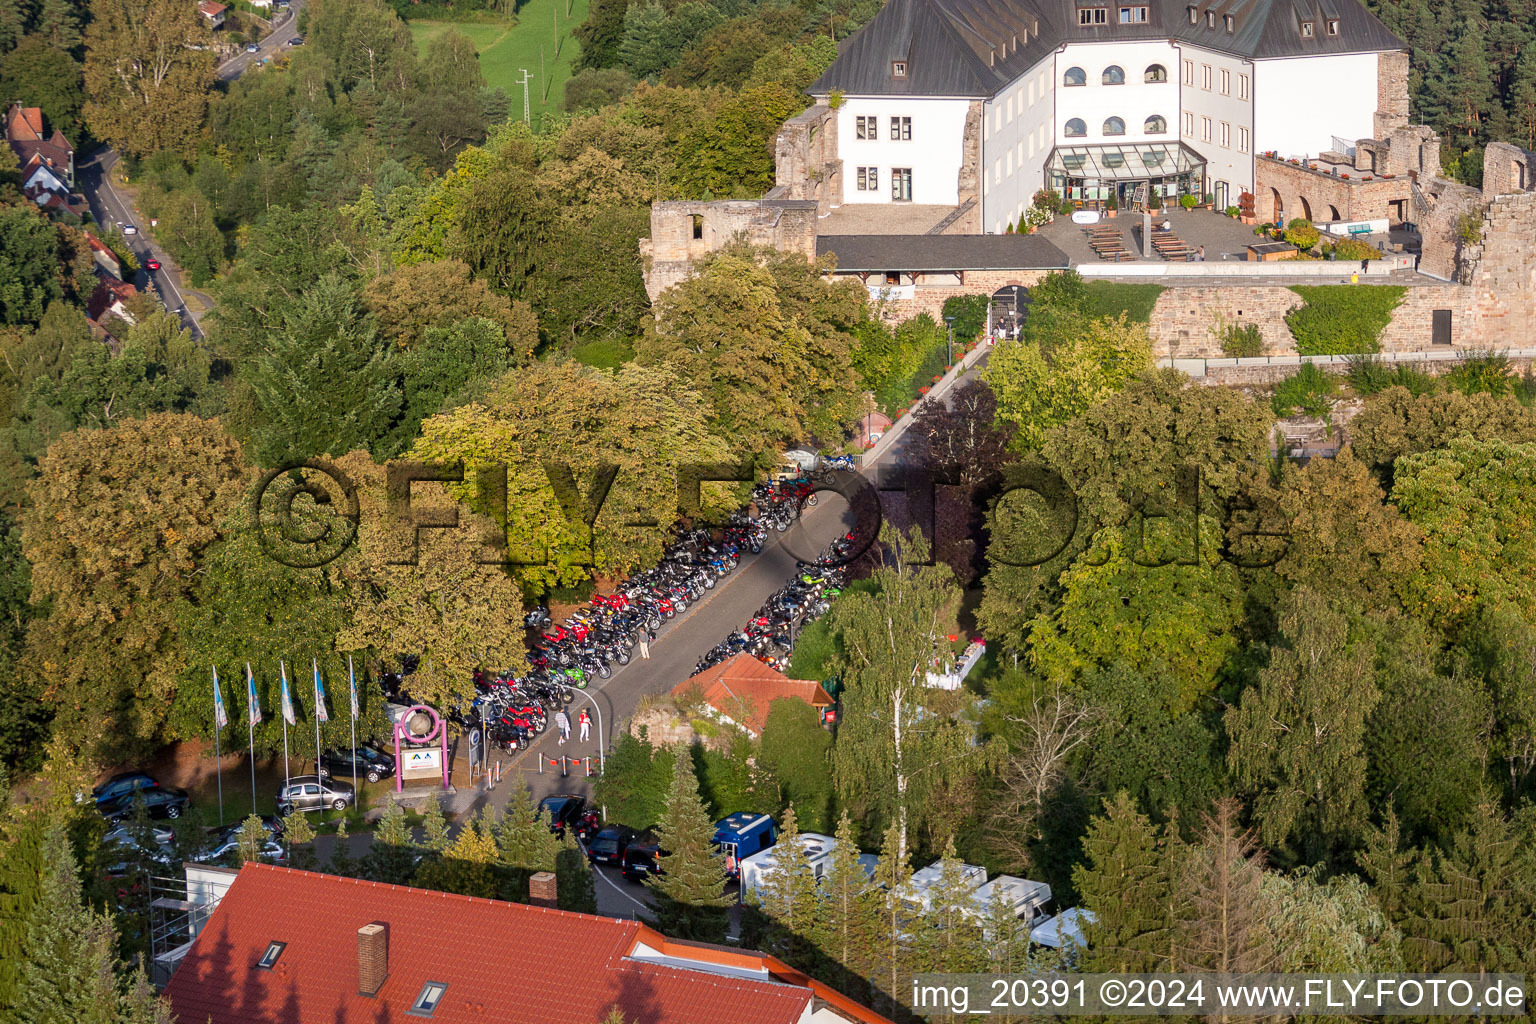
[1045,142,1207,180]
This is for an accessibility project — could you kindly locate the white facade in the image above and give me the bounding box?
[981,58,1056,233]
[1175,42,1256,208]
[1252,52,1380,158]
[1054,40,1181,146]
[836,97,974,205]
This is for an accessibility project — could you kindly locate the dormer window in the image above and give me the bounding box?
[1118,5,1148,22]
[1187,4,1198,22]
[1224,13,1234,30]
[1325,18,1338,33]
[1205,9,1215,26]
[1300,19,1314,35]
[892,61,907,77]
[256,942,286,970]
[1077,6,1108,24]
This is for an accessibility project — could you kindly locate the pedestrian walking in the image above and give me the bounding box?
[639,636,651,660]
[578,708,591,742]
[555,709,570,745]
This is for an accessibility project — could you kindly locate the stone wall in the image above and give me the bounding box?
[1255,156,1410,223]
[1482,141,1536,197]
[838,268,1053,322]
[639,199,819,302]
[1373,50,1411,139]
[955,101,983,228]
[1462,190,1536,338]
[1386,124,1439,178]
[1415,176,1485,281]
[772,104,841,215]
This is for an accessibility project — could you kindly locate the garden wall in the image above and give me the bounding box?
[864,269,1053,322]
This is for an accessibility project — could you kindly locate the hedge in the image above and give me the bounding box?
[1285,285,1405,356]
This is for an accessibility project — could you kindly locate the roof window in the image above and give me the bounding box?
[1187,4,1198,22]
[892,60,907,77]
[1224,13,1234,30]
[256,941,286,970]
[1326,17,1338,33]
[1300,19,1313,35]
[1205,9,1215,26]
[409,982,449,1017]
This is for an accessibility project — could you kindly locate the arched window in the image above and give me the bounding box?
[1144,114,1167,133]
[1064,118,1087,137]
[1063,66,1086,87]
[1144,63,1168,82]
[1102,65,1125,85]
[1103,116,1126,136]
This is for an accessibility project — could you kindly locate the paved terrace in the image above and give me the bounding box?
[818,203,959,235]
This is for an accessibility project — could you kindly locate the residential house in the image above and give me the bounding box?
[197,0,228,27]
[87,273,139,328]
[671,652,834,737]
[5,103,78,212]
[161,862,892,1024]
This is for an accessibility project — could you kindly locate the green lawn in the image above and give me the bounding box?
[408,0,590,125]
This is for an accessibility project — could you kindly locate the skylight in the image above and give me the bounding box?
[256,941,286,970]
[409,982,448,1017]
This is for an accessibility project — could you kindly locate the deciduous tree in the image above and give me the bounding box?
[82,0,215,158]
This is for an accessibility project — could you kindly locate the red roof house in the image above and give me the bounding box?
[162,863,890,1024]
[197,0,228,25]
[87,273,138,325]
[5,103,74,191]
[671,653,834,737]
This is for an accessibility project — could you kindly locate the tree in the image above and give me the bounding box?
[556,833,597,914]
[20,413,245,756]
[420,27,484,95]
[1225,593,1380,864]
[814,810,878,1002]
[1074,792,1178,973]
[828,533,995,865]
[0,36,85,135]
[362,259,536,360]
[647,745,730,942]
[243,275,402,466]
[305,0,417,94]
[419,796,451,854]
[574,0,626,69]
[236,814,267,865]
[757,698,833,834]
[327,819,358,877]
[1347,387,1536,471]
[751,803,819,969]
[982,685,1096,869]
[82,0,215,158]
[592,733,673,830]
[0,206,65,328]
[414,810,499,898]
[362,799,418,884]
[1461,600,1536,796]
[0,815,46,1006]
[675,83,803,197]
[563,68,634,112]
[869,822,913,1020]
[1262,868,1404,972]
[280,809,318,871]
[909,836,984,975]
[495,784,559,899]
[1176,798,1275,975]
[984,315,1152,451]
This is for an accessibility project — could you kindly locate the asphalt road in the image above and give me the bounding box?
[74,2,306,338]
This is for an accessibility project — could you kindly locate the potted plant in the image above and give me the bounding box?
[1239,191,1256,225]
[1179,193,1199,211]
[1341,173,1350,179]
[1224,205,1241,218]
[1106,195,1118,218]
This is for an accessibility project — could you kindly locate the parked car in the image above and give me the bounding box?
[189,834,287,865]
[289,35,303,44]
[318,746,395,784]
[210,815,286,843]
[535,795,585,838]
[245,42,260,52]
[83,771,159,808]
[587,825,639,867]
[276,775,355,814]
[144,258,161,271]
[103,823,174,848]
[100,786,189,822]
[620,841,667,884]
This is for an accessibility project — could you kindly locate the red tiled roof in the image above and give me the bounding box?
[162,864,891,1024]
[672,653,832,736]
[198,0,228,14]
[5,104,44,141]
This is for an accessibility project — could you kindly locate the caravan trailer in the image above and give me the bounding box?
[739,832,837,900]
[969,875,1053,928]
[900,860,987,916]
[1030,907,1096,956]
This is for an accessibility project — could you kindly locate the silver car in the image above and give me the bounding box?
[276,774,355,814]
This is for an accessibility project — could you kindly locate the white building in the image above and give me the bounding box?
[808,0,1407,232]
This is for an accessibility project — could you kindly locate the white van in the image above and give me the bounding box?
[739,832,837,900]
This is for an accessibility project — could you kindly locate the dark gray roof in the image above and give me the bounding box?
[810,0,1403,96]
[816,234,1071,271]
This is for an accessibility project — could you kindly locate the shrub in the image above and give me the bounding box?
[1285,285,1405,355]
[1284,222,1320,250]
[1456,211,1484,245]
[1084,281,1164,324]
[940,294,989,341]
[1224,205,1241,217]
[1211,315,1263,358]
[1032,188,1061,212]
[1272,363,1340,433]
[1330,238,1381,261]
[1060,200,1075,215]
[1446,348,1514,396]
[1179,194,1199,210]
[1345,353,1438,396]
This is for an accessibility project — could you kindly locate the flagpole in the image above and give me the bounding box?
[281,659,290,788]
[349,655,358,797]
[313,658,321,781]
[212,667,224,826]
[247,662,258,810]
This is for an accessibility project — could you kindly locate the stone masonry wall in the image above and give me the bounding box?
[640,199,819,302]
[955,101,983,227]
[1386,125,1439,178]
[1482,141,1536,197]
[773,104,841,215]
[852,269,1053,322]
[1462,190,1536,341]
[1415,176,1485,281]
[1373,51,1411,139]
[1255,157,1410,223]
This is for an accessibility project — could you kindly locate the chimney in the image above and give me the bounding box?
[529,871,558,909]
[357,922,388,997]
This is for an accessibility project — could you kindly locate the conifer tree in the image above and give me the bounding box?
[815,810,878,1002]
[9,826,131,1024]
[982,885,1031,976]
[415,811,499,898]
[556,833,597,914]
[1176,798,1275,975]
[281,809,318,872]
[753,804,819,970]
[327,820,357,877]
[647,745,730,942]
[911,837,983,976]
[1356,809,1412,925]
[420,797,451,853]
[871,822,913,1020]
[1073,792,1176,973]
[236,814,267,865]
[362,799,418,884]
[0,815,46,1007]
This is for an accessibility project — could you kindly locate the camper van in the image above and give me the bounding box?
[1030,907,1096,957]
[712,812,777,878]
[739,832,837,900]
[900,860,987,916]
[969,875,1053,928]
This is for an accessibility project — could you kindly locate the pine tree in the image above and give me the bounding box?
[280,810,318,871]
[34,0,82,51]
[556,833,597,914]
[753,804,820,970]
[236,814,267,865]
[871,823,913,1021]
[1356,809,1412,925]
[415,811,499,898]
[362,800,418,885]
[0,815,45,1007]
[815,810,878,1002]
[1073,792,1176,973]
[420,797,451,853]
[1176,798,1275,976]
[910,836,983,975]
[647,745,730,942]
[327,820,358,878]
[9,826,131,1024]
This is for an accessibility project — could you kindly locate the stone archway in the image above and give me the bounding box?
[1328,204,1341,222]
[1271,188,1285,223]
[1298,194,1313,222]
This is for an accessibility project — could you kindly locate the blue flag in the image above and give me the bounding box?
[280,661,296,726]
[246,662,262,726]
[213,667,229,730]
[348,656,359,721]
[313,659,329,723]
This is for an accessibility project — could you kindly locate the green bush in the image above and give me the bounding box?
[1284,285,1405,356]
[570,337,635,369]
[941,294,989,341]
[1330,238,1381,261]
[1345,353,1438,396]
[1214,318,1263,358]
[1284,222,1320,250]
[1179,194,1198,210]
[1445,349,1514,396]
[1272,362,1340,432]
[1084,281,1164,324]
